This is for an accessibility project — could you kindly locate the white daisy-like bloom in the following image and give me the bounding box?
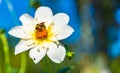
[8,6,74,64]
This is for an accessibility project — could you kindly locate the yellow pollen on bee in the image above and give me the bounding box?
[35,22,48,39]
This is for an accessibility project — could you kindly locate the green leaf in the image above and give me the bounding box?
[66,51,75,59]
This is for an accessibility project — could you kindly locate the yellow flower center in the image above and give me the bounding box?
[35,22,48,39]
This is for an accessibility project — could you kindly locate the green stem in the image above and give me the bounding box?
[46,57,52,73]
[19,53,27,73]
[0,31,10,73]
[47,57,53,73]
[0,33,10,65]
[54,64,60,73]
[41,56,52,73]
[41,59,48,72]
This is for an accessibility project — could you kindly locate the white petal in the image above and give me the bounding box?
[8,26,32,38]
[55,25,74,40]
[47,43,66,63]
[49,37,58,41]
[19,14,34,33]
[53,13,69,27]
[15,40,34,55]
[34,6,53,22]
[29,46,47,64]
[41,41,49,49]
[19,13,33,26]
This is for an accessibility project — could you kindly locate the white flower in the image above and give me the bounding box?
[8,6,74,64]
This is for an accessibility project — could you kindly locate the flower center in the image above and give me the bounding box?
[35,22,48,39]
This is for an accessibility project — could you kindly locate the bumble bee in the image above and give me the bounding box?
[35,22,45,32]
[35,22,48,39]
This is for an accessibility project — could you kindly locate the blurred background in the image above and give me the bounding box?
[0,0,120,73]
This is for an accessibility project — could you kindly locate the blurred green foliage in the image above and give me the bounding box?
[30,0,40,9]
